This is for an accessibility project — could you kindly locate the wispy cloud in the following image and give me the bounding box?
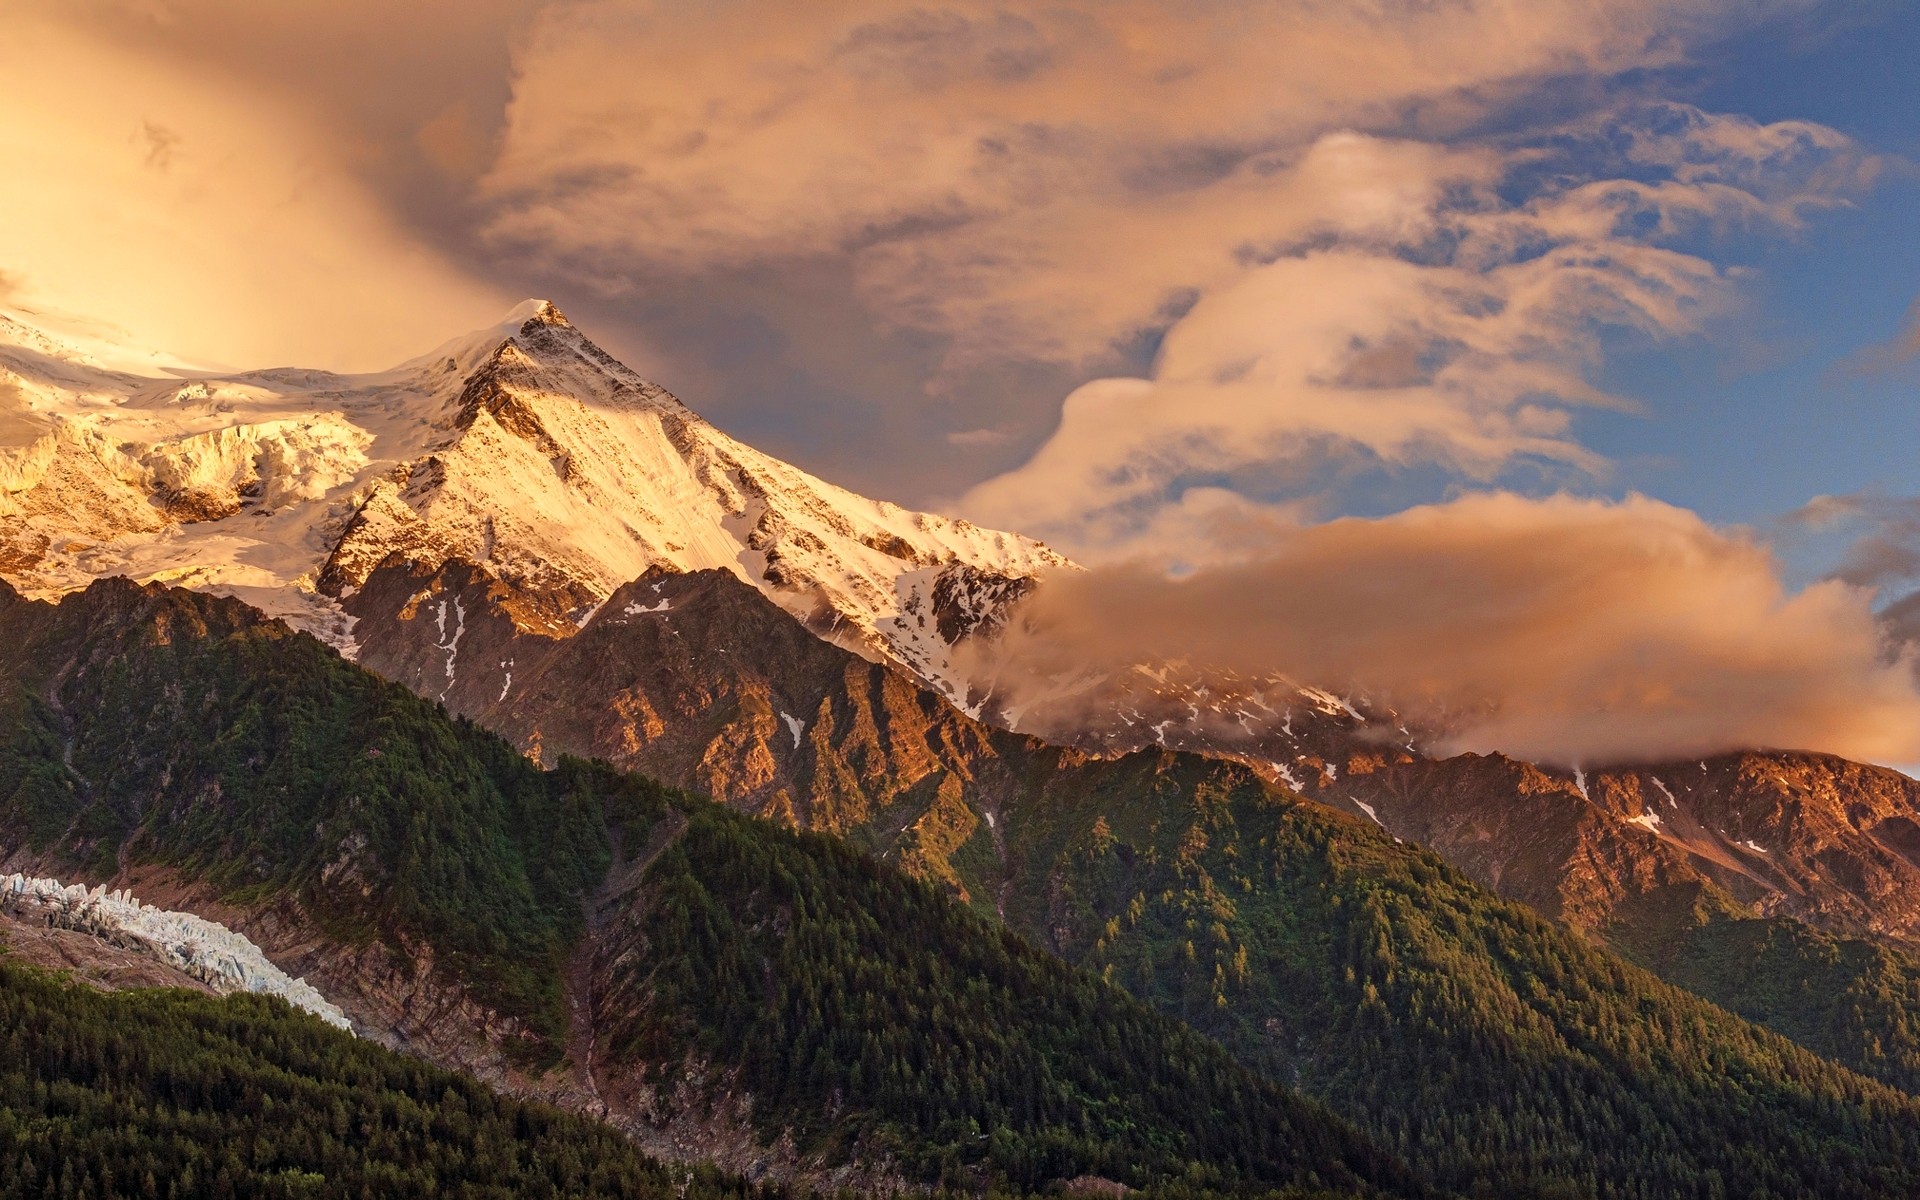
[478,1,1789,362]
[958,105,1873,552]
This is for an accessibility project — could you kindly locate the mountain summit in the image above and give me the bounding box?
[0,301,1067,694]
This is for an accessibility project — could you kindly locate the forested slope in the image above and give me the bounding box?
[1003,754,1920,1197]
[13,578,1920,1197]
[0,577,1408,1197]
[0,956,769,1200]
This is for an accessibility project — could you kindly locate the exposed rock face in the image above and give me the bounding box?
[344,557,1059,895]
[1257,748,1920,954]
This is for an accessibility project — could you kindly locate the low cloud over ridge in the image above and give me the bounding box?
[966,493,1920,767]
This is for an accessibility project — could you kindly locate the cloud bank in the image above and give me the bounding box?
[958,107,1872,551]
[967,493,1920,766]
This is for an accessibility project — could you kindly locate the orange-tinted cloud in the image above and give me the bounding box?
[958,107,1871,550]
[480,2,1804,362]
[0,5,517,369]
[966,493,1920,766]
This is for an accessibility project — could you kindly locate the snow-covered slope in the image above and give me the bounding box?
[0,301,1068,692]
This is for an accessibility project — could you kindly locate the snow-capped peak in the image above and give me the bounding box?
[504,297,569,327]
[0,301,1068,692]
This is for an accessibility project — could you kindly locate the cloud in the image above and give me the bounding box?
[1836,277,1920,374]
[450,1,1873,515]
[1784,493,1920,646]
[958,106,1872,551]
[1,4,522,370]
[946,426,1016,448]
[1780,492,1920,591]
[1833,503,1920,590]
[965,492,1920,766]
[476,1,1802,360]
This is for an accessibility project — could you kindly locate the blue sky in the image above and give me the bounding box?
[1585,3,1920,559]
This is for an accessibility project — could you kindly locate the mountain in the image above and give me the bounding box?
[25,579,1920,1196]
[1021,672,1920,958]
[1063,687,1920,948]
[0,300,1064,696]
[343,556,1062,874]
[0,577,1410,1197]
[18,297,1919,982]
[1000,662,1920,1093]
[20,300,1920,1189]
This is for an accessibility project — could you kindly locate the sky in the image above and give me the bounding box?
[6,0,1920,763]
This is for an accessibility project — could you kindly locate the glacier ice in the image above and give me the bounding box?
[0,873,351,1032]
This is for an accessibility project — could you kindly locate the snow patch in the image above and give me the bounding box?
[1350,797,1386,828]
[1629,811,1662,832]
[779,711,805,749]
[1650,776,1677,808]
[1299,686,1365,722]
[623,598,672,614]
[435,598,466,698]
[1572,766,1589,801]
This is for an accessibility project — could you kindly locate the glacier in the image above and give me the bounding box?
[0,873,351,1031]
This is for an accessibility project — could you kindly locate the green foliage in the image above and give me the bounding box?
[0,582,1411,1194]
[603,803,1408,1195]
[0,956,775,1200]
[21,580,1920,1198]
[0,582,614,1043]
[1004,753,1920,1200]
[0,686,81,852]
[1626,915,1920,1096]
